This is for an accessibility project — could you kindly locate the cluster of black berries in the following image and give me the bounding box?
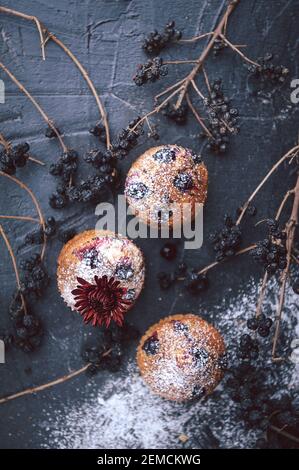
[19,254,49,297]
[0,142,30,174]
[89,121,107,143]
[158,243,210,294]
[25,216,76,246]
[9,291,43,353]
[133,57,168,86]
[227,364,299,448]
[238,334,259,361]
[203,79,240,154]
[247,313,273,338]
[49,149,78,182]
[251,219,287,275]
[142,21,182,55]
[84,150,116,182]
[81,323,139,376]
[66,175,109,204]
[210,214,242,262]
[25,216,57,245]
[161,100,188,125]
[111,118,144,159]
[247,53,289,85]
[49,149,79,209]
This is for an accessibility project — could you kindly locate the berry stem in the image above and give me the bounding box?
[0,172,47,260]
[236,143,299,225]
[272,171,299,360]
[178,32,214,43]
[0,133,45,166]
[174,0,240,109]
[0,223,27,314]
[186,93,212,137]
[0,347,113,404]
[0,6,111,150]
[197,243,257,276]
[219,34,260,67]
[269,424,299,444]
[0,62,67,153]
[0,215,40,223]
[0,364,90,405]
[0,6,46,60]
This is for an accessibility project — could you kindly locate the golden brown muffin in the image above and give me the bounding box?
[57,230,145,327]
[137,313,226,402]
[125,145,208,227]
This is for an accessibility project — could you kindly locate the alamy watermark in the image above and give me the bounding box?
[0,79,5,104]
[95,195,203,249]
[290,79,299,104]
[0,339,5,364]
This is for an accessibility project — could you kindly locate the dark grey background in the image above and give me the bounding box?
[0,0,298,449]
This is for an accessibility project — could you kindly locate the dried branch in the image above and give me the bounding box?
[0,172,47,260]
[0,364,89,405]
[174,1,239,109]
[272,173,299,360]
[0,62,67,153]
[0,215,40,223]
[0,224,27,314]
[0,6,111,149]
[219,34,260,67]
[236,144,299,225]
[186,93,212,137]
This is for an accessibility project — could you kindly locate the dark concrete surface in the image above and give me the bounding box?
[0,0,298,449]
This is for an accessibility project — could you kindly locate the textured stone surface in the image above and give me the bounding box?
[0,0,298,448]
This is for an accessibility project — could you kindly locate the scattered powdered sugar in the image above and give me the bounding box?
[41,277,298,449]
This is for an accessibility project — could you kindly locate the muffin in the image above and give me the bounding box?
[137,314,226,402]
[125,145,208,227]
[57,230,145,327]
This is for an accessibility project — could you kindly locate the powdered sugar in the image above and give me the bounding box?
[41,277,298,449]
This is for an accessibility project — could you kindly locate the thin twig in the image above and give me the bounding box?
[174,1,239,109]
[0,62,67,153]
[0,215,40,223]
[191,79,206,100]
[236,144,299,225]
[178,32,214,43]
[272,172,299,360]
[186,93,212,137]
[0,172,47,260]
[0,348,113,405]
[255,272,268,318]
[0,6,46,60]
[197,244,257,276]
[0,6,111,149]
[219,34,260,67]
[275,189,295,221]
[0,224,27,314]
[129,86,183,132]
[164,59,199,65]
[0,364,90,405]
[269,424,299,444]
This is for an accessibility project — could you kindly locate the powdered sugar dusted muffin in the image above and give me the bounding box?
[137,314,226,402]
[125,145,208,227]
[57,230,145,327]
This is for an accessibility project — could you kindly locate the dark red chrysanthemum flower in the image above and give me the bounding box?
[71,275,131,328]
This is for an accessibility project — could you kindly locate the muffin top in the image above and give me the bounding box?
[137,313,226,402]
[57,230,145,326]
[125,145,208,226]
